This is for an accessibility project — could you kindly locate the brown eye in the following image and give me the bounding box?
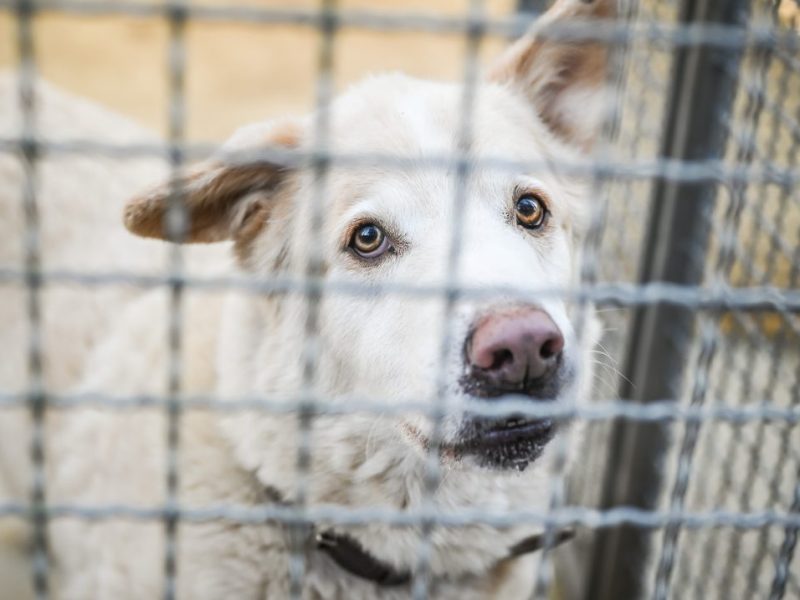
[515,194,547,230]
[350,223,390,258]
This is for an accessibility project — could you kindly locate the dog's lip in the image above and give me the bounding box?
[400,412,557,458]
[457,416,556,450]
[459,355,570,401]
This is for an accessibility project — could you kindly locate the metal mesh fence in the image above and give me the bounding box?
[0,0,798,599]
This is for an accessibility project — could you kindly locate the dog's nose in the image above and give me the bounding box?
[468,307,564,386]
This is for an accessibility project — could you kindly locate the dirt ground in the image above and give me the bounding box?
[0,0,515,141]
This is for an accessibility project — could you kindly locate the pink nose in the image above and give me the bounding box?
[468,307,564,384]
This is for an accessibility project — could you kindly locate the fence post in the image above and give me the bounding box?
[582,0,751,599]
[517,0,550,14]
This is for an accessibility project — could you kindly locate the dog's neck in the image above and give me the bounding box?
[314,526,574,588]
[223,409,564,581]
[217,292,568,581]
[262,485,574,589]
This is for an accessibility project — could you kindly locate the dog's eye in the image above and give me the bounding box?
[515,194,547,230]
[350,223,391,259]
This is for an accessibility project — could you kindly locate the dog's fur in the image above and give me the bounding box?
[0,0,612,597]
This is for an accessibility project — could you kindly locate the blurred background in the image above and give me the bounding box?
[0,0,517,140]
[1,0,799,599]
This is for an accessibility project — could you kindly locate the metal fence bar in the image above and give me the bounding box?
[737,47,800,600]
[0,0,794,54]
[411,1,485,596]
[0,501,797,530]
[2,270,799,315]
[760,183,800,600]
[15,0,48,597]
[763,123,800,595]
[693,37,783,600]
[660,16,776,598]
[1,0,798,598]
[3,139,800,190]
[533,0,635,595]
[584,0,752,598]
[2,392,799,424]
[162,1,188,598]
[517,0,550,15]
[287,0,337,596]
[769,470,800,600]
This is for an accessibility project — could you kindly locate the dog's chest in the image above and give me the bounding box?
[292,552,538,600]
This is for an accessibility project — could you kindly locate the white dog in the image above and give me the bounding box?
[0,0,611,597]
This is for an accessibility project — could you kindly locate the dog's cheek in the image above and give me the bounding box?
[317,295,406,399]
[540,414,586,480]
[575,307,602,399]
[327,292,446,396]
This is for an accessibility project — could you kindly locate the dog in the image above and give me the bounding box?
[0,0,611,597]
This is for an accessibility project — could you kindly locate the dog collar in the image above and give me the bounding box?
[316,530,411,586]
[315,527,575,588]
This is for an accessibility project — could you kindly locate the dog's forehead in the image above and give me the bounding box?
[328,73,550,161]
[316,73,583,226]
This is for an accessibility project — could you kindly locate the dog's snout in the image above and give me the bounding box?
[467,308,564,387]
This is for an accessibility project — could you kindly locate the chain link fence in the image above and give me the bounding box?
[0,0,798,598]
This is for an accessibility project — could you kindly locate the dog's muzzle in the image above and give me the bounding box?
[458,306,570,469]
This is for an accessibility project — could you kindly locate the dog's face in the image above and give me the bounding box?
[126,0,610,477]
[292,76,594,471]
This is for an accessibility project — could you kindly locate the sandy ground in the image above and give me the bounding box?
[0,0,516,141]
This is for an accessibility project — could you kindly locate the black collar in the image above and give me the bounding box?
[315,527,575,588]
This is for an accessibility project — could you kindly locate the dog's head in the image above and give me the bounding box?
[125,0,609,480]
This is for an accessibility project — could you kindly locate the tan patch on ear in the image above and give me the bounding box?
[124,162,286,243]
[232,200,271,263]
[232,177,297,265]
[487,0,612,81]
[487,0,614,149]
[537,44,608,148]
[124,169,212,241]
[268,119,303,149]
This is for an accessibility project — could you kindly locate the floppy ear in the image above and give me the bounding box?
[487,0,614,150]
[124,119,303,245]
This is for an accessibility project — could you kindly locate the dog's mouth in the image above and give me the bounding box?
[454,414,556,470]
[459,354,569,402]
[401,413,556,471]
[447,357,573,469]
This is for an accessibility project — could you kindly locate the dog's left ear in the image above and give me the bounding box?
[124,119,303,245]
[487,0,614,150]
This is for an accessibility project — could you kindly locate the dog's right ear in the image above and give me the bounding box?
[487,0,614,150]
[124,118,303,246]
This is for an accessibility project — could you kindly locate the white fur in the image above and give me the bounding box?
[0,3,607,595]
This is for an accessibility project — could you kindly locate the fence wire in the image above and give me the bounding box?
[0,0,798,599]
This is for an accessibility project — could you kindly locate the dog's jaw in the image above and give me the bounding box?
[399,411,559,472]
[451,353,576,470]
[454,417,557,471]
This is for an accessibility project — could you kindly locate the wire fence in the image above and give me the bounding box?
[0,0,798,599]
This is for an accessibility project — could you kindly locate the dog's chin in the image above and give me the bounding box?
[453,362,575,471]
[399,416,556,472]
[454,414,557,471]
